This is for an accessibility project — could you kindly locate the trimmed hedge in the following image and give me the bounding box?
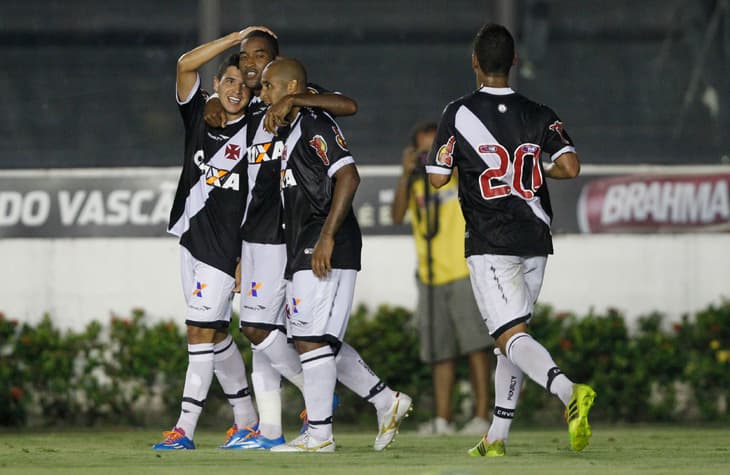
[1,301,728,427]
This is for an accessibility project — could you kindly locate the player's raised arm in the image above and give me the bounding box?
[178,26,276,102]
[311,164,360,278]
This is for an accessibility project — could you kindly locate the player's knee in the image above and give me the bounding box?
[186,324,217,343]
[293,339,330,355]
[495,321,530,354]
[241,325,269,345]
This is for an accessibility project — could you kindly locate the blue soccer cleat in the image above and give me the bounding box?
[152,427,195,450]
[220,424,263,449]
[249,434,287,449]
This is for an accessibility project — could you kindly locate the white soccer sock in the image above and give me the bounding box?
[487,348,523,442]
[300,346,336,440]
[335,342,395,412]
[213,335,258,429]
[253,330,304,392]
[505,332,574,406]
[176,343,215,440]
[251,347,283,439]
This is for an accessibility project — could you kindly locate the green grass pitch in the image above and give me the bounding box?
[0,427,728,475]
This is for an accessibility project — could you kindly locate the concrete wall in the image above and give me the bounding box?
[2,234,728,329]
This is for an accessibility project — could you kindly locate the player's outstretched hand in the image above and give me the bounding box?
[204,96,227,128]
[237,25,278,42]
[311,235,334,279]
[264,95,294,134]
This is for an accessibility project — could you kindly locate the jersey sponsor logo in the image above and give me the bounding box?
[193,150,241,190]
[188,304,212,311]
[332,127,348,151]
[247,281,262,297]
[207,132,230,141]
[192,281,207,298]
[243,304,267,311]
[436,136,456,167]
[548,121,570,144]
[309,135,330,165]
[225,144,241,160]
[280,169,298,189]
[247,141,285,163]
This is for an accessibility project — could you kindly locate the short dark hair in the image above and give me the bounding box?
[410,121,438,147]
[216,53,240,79]
[243,30,279,57]
[473,23,514,76]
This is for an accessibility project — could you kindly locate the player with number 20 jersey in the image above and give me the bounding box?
[427,23,595,458]
[426,88,575,258]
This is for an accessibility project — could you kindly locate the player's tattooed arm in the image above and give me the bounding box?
[544,152,580,179]
[264,93,358,133]
[311,164,360,278]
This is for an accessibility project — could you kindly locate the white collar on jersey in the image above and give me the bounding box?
[478,86,515,95]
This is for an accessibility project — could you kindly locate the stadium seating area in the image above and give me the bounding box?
[2,0,728,168]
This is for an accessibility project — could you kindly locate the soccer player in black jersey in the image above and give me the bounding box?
[204,29,359,449]
[153,27,276,451]
[427,24,596,457]
[260,58,412,453]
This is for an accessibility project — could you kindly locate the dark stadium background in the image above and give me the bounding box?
[3,0,729,169]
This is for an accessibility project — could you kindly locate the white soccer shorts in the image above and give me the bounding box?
[285,269,357,342]
[180,246,235,328]
[239,241,288,330]
[466,254,547,338]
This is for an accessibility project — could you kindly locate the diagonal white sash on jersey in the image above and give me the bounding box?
[455,106,551,227]
[240,117,276,228]
[169,121,248,237]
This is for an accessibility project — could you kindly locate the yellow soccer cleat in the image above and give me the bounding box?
[468,436,505,457]
[566,384,596,451]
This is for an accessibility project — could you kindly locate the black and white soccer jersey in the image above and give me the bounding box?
[168,76,248,277]
[239,108,285,244]
[279,108,362,279]
[246,95,268,119]
[239,83,332,244]
[426,86,576,258]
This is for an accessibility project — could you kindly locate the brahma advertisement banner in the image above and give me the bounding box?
[1,167,729,237]
[576,173,730,233]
